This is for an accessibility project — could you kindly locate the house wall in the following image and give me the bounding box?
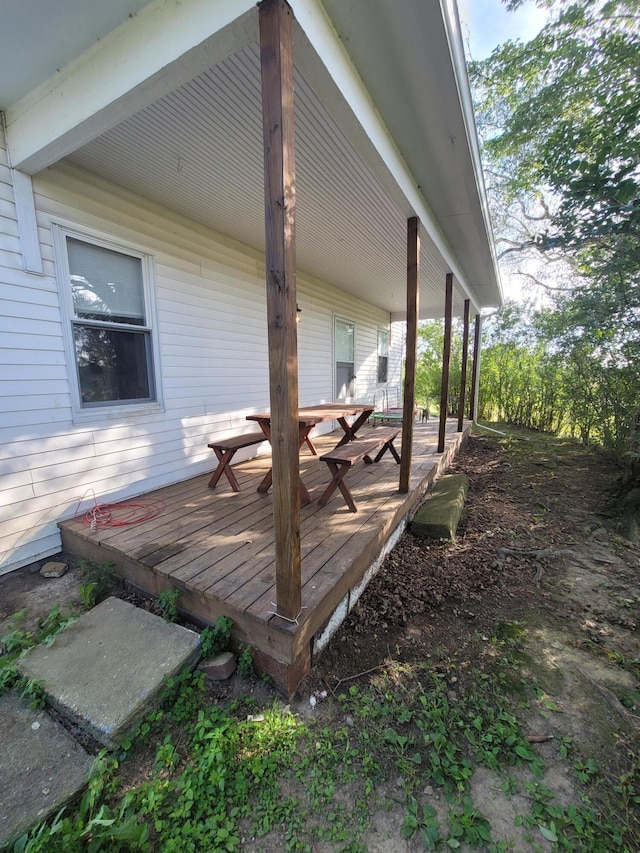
[0,152,396,573]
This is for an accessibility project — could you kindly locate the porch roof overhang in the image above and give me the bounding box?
[0,0,502,319]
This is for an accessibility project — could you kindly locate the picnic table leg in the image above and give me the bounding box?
[257,468,273,494]
[256,422,312,502]
[373,440,401,464]
[208,448,241,491]
[334,410,372,447]
[303,434,318,454]
[298,423,313,501]
[318,461,358,512]
[254,419,274,494]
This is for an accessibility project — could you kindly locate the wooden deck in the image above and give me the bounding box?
[59,418,470,694]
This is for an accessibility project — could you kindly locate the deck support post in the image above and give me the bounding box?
[400,217,420,493]
[469,313,482,421]
[469,314,482,421]
[457,299,470,432]
[259,0,301,621]
[437,273,453,453]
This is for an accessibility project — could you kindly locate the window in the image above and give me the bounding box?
[335,316,356,400]
[377,328,389,384]
[56,227,160,415]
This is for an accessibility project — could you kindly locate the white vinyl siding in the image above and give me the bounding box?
[0,163,397,573]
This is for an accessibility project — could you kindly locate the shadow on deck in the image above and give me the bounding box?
[59,419,470,694]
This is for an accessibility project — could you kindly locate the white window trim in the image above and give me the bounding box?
[52,221,164,423]
[377,326,390,385]
[333,314,357,401]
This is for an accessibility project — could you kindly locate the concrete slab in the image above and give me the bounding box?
[17,596,201,748]
[410,474,469,541]
[0,691,94,848]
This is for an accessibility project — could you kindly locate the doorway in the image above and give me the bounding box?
[335,316,355,401]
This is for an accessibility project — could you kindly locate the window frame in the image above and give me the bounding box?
[377,327,389,385]
[333,314,357,401]
[53,222,163,422]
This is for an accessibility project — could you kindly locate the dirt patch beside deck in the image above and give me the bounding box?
[299,427,639,849]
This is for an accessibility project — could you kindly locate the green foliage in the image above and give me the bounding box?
[20,677,46,710]
[1,604,78,700]
[238,643,255,677]
[11,643,637,853]
[78,582,99,611]
[77,559,116,607]
[157,588,180,623]
[447,796,492,848]
[470,0,640,493]
[473,0,640,250]
[402,799,442,849]
[199,615,233,659]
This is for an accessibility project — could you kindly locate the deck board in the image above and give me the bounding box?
[59,419,469,692]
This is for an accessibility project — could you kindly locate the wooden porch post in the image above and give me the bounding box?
[400,216,420,493]
[259,0,301,621]
[457,298,470,432]
[469,313,481,421]
[437,273,453,453]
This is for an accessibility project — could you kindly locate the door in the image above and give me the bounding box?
[335,317,355,401]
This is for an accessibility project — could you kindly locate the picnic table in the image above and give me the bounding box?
[246,403,374,502]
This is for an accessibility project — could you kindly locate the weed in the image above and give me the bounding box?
[238,643,255,676]
[575,757,599,784]
[157,588,180,623]
[199,615,232,658]
[77,558,116,605]
[0,661,19,697]
[402,798,442,849]
[78,581,99,611]
[447,796,493,848]
[554,734,573,758]
[0,604,77,702]
[1,624,32,656]
[20,677,46,710]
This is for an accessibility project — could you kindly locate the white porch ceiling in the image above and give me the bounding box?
[1,0,502,320]
[66,42,455,318]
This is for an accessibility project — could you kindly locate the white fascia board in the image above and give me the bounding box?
[289,0,480,312]
[5,0,256,174]
[439,0,503,305]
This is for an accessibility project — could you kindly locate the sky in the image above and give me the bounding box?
[457,0,549,61]
[457,0,551,303]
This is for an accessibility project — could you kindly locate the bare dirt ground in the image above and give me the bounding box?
[299,427,640,850]
[2,426,639,850]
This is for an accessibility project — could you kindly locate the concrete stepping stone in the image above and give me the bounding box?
[17,596,201,748]
[0,691,94,848]
[410,473,469,541]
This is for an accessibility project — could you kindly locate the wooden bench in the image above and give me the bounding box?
[207,431,266,491]
[317,427,401,512]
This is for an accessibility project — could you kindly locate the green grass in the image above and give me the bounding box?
[10,619,639,853]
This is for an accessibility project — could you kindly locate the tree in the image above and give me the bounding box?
[470,0,640,514]
[415,320,464,415]
[474,0,640,252]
